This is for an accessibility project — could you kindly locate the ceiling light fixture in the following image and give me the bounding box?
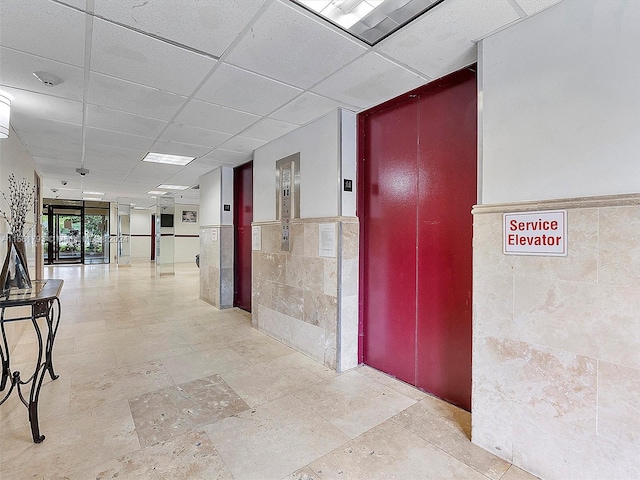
[142,152,195,166]
[76,167,90,176]
[83,191,105,196]
[293,0,444,45]
[33,71,64,87]
[147,190,168,196]
[0,91,11,139]
[157,184,190,190]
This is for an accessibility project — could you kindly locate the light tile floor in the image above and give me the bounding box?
[0,262,538,480]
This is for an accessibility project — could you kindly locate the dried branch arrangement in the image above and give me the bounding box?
[0,174,35,238]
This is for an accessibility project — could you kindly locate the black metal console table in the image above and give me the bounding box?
[0,279,63,443]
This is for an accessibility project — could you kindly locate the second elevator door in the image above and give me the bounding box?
[361,68,477,411]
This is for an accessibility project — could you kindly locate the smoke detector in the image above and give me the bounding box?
[76,167,89,176]
[33,71,63,87]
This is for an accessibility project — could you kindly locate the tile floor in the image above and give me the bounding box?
[0,262,538,480]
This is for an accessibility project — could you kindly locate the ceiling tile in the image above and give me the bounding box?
[2,87,83,124]
[85,127,155,152]
[226,1,367,89]
[17,131,83,154]
[513,0,564,16]
[270,93,344,126]
[196,63,303,116]
[11,115,82,139]
[94,0,265,57]
[174,99,260,134]
[378,0,520,78]
[200,149,252,166]
[125,162,183,183]
[88,72,187,120]
[86,104,167,138]
[160,123,232,148]
[84,144,147,163]
[240,117,299,143]
[313,52,426,109]
[0,47,85,102]
[0,0,86,67]
[149,140,212,158]
[218,136,267,154]
[91,18,216,95]
[25,145,81,162]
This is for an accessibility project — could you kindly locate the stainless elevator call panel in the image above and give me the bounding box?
[276,153,300,252]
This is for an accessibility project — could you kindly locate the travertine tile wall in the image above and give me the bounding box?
[472,195,640,480]
[252,217,359,371]
[199,226,233,309]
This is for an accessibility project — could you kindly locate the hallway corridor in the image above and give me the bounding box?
[0,262,536,479]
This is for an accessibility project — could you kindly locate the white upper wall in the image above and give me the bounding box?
[480,0,640,204]
[0,127,38,230]
[200,166,233,226]
[254,108,356,222]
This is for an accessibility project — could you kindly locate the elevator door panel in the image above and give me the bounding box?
[360,68,476,411]
[234,161,253,312]
[362,100,418,385]
[416,71,476,410]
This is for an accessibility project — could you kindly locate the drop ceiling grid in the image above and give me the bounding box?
[1,0,566,204]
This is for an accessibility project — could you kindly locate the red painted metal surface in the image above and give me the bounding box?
[361,99,419,385]
[359,68,476,411]
[234,161,253,312]
[415,70,476,411]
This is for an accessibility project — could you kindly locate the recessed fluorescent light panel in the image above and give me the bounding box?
[157,184,190,190]
[147,190,168,196]
[142,152,195,166]
[83,191,105,196]
[292,0,444,45]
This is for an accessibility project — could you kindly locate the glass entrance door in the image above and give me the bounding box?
[52,207,82,264]
[84,207,110,264]
[42,200,111,265]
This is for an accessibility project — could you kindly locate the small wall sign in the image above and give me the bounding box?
[503,210,567,256]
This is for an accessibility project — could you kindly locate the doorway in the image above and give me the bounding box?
[359,67,477,411]
[43,200,110,265]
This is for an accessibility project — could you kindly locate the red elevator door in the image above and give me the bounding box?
[360,68,476,410]
[234,161,253,312]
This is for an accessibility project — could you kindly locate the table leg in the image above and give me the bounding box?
[0,311,9,391]
[45,298,61,381]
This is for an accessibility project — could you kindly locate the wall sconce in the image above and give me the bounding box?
[0,91,11,139]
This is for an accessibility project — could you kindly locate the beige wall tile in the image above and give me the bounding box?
[273,283,305,320]
[513,277,640,370]
[599,205,640,287]
[303,290,337,331]
[323,257,338,296]
[290,223,305,256]
[512,405,640,480]
[304,223,319,258]
[474,336,597,428]
[472,273,513,337]
[598,361,640,447]
[341,220,359,260]
[253,252,287,284]
[286,255,324,293]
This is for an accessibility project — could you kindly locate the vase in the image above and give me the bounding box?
[0,234,32,293]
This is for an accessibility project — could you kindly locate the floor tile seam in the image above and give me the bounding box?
[386,415,508,479]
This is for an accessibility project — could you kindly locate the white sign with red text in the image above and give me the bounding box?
[503,210,567,256]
